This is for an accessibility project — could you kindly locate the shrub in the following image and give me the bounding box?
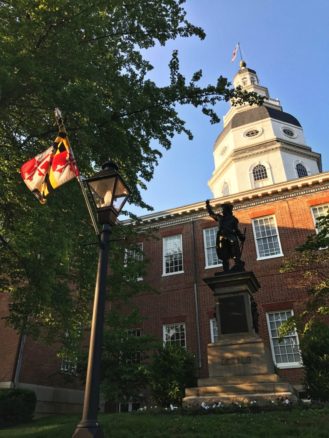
[0,388,37,425]
[149,344,197,407]
[301,322,329,401]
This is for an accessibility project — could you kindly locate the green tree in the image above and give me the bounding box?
[96,224,159,406]
[300,322,329,401]
[281,212,329,330]
[100,310,158,407]
[0,1,263,345]
[280,210,329,399]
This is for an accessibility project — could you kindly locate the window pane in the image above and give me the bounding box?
[125,243,144,280]
[163,323,186,348]
[253,164,267,181]
[210,318,218,343]
[296,163,308,177]
[311,205,329,234]
[204,228,222,267]
[253,216,282,258]
[266,310,301,366]
[163,235,183,274]
[61,357,78,375]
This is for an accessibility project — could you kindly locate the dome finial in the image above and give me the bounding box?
[240,60,246,68]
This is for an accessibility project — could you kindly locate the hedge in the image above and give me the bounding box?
[0,388,37,425]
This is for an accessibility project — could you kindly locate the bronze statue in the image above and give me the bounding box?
[206,200,246,273]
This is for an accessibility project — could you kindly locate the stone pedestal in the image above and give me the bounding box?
[205,271,260,337]
[207,334,274,377]
[183,271,297,406]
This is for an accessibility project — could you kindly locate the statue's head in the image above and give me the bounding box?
[222,203,233,215]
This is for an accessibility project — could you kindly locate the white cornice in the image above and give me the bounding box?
[121,172,329,228]
[209,139,320,187]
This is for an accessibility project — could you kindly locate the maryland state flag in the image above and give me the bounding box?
[20,133,79,204]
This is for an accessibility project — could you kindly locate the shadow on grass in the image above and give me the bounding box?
[1,408,329,438]
[0,415,78,438]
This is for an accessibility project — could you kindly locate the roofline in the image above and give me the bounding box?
[121,171,329,225]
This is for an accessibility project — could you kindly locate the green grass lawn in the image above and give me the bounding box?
[1,407,329,438]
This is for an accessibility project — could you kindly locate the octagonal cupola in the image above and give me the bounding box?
[208,61,322,198]
[233,60,269,99]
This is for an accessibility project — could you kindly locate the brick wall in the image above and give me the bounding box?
[129,187,329,382]
[1,185,328,391]
[0,293,19,383]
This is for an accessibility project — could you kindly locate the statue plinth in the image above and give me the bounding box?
[204,271,260,336]
[183,271,297,406]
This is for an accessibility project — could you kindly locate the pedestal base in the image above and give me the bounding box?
[208,334,274,377]
[183,335,297,407]
[186,271,298,407]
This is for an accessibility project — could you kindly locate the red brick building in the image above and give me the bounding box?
[123,61,329,393]
[1,61,329,410]
[127,176,329,388]
[0,295,84,414]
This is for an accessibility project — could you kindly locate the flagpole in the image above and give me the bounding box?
[54,108,100,236]
[77,177,100,237]
[238,42,244,62]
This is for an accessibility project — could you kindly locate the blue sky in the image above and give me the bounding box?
[128,0,329,216]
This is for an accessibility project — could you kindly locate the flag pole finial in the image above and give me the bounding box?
[54,107,66,134]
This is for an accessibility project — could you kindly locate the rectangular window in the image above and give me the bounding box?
[203,228,222,268]
[252,215,283,259]
[127,328,141,337]
[163,323,186,347]
[266,310,302,368]
[311,204,329,233]
[60,356,78,375]
[125,243,144,281]
[163,235,183,275]
[210,318,218,343]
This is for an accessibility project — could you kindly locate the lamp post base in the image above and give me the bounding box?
[72,420,104,438]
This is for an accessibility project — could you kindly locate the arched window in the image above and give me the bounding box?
[253,164,268,181]
[296,163,308,178]
[222,182,229,196]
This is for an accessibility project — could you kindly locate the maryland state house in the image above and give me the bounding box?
[1,60,329,413]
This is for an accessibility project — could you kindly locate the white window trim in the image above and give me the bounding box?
[210,318,218,343]
[124,243,144,281]
[310,204,329,249]
[163,322,186,348]
[203,227,222,269]
[60,356,78,375]
[162,234,184,276]
[310,204,329,233]
[266,310,303,369]
[249,161,273,189]
[280,125,297,139]
[243,127,263,139]
[252,215,284,260]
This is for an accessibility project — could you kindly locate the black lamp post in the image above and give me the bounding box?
[73,161,130,438]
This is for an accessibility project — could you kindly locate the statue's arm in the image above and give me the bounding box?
[205,200,218,221]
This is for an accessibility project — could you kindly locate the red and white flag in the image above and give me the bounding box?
[20,133,79,204]
[20,146,54,203]
[231,43,239,62]
[48,134,79,190]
